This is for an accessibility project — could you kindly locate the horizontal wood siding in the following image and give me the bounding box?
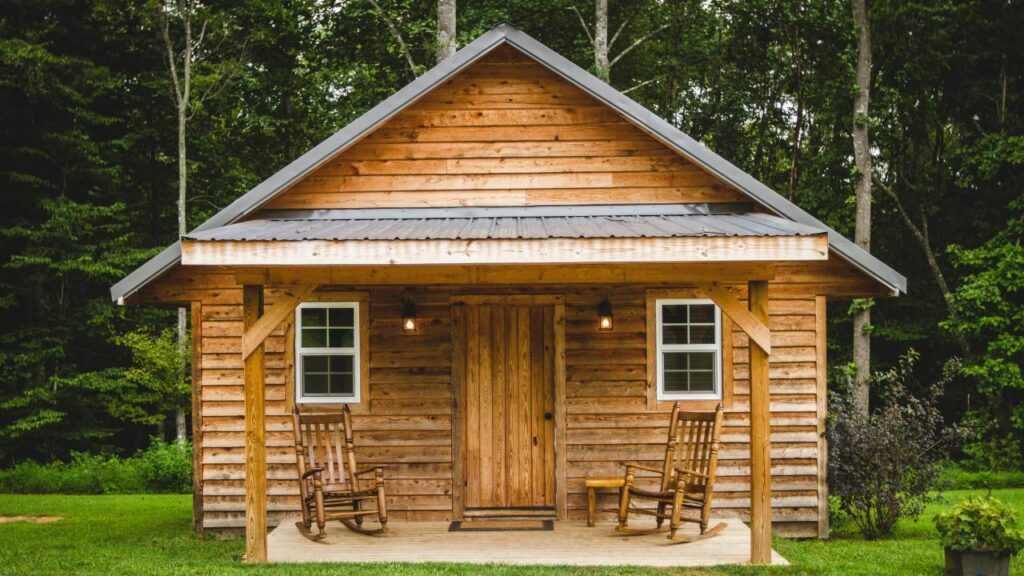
[172,270,824,536]
[262,45,746,210]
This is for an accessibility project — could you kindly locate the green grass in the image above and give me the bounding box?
[0,491,1021,575]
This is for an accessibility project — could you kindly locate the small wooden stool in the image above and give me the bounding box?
[585,476,626,527]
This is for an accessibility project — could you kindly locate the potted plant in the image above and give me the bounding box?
[934,496,1024,576]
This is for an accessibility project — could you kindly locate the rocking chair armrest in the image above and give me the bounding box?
[674,467,711,480]
[619,461,665,475]
[301,467,324,480]
[354,465,387,477]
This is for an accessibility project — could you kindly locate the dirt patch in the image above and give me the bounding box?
[0,515,63,524]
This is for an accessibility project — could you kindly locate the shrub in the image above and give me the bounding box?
[136,439,192,493]
[934,496,1024,554]
[0,438,190,494]
[827,350,962,539]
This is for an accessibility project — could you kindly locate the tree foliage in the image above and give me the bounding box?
[0,0,1022,467]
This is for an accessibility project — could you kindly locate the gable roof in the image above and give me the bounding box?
[111,23,905,303]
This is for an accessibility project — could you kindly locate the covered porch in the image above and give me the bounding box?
[183,204,830,566]
[265,518,788,566]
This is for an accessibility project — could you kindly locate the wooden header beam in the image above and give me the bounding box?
[182,235,828,267]
[233,262,777,287]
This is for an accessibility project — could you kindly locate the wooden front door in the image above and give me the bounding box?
[457,297,557,513]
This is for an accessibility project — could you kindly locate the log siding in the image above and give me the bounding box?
[182,272,826,537]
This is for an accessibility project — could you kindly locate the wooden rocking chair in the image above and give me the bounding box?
[292,405,387,541]
[616,402,725,543]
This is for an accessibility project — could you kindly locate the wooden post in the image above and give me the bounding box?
[190,302,204,536]
[243,285,267,562]
[748,280,772,564]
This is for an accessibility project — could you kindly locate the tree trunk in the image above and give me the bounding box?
[594,0,610,81]
[437,0,456,64]
[851,0,872,415]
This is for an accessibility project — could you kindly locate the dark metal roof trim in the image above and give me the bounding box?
[111,23,905,302]
[252,203,756,221]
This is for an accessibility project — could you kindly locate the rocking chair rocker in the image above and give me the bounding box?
[291,405,388,541]
[616,402,725,543]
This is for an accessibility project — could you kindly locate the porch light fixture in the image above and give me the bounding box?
[401,298,418,333]
[598,298,614,331]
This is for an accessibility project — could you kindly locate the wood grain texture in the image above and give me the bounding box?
[262,50,746,211]
[747,281,772,564]
[242,285,267,562]
[191,302,204,536]
[460,301,556,511]
[181,236,829,267]
[814,296,829,539]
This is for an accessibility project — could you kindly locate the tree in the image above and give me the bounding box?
[850,0,873,414]
[437,0,456,63]
[153,0,239,441]
[570,0,668,83]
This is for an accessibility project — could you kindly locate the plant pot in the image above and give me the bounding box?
[944,548,1011,576]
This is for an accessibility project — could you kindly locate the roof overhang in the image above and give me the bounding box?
[181,235,829,267]
[110,23,905,303]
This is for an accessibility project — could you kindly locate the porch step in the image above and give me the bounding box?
[463,507,557,520]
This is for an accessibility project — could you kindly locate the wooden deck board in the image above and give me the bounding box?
[266,518,788,567]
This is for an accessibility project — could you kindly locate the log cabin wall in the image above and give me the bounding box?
[147,266,836,538]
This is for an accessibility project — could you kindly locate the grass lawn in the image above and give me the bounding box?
[0,490,1022,575]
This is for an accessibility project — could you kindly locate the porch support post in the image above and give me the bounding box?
[748,280,772,564]
[242,284,267,562]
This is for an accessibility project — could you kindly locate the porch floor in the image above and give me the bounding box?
[266,517,788,567]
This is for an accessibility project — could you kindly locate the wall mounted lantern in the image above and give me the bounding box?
[402,298,418,333]
[598,298,614,331]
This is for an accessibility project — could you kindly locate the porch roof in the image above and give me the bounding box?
[179,205,829,267]
[183,205,825,242]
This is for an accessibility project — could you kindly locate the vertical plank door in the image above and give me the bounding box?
[463,302,556,511]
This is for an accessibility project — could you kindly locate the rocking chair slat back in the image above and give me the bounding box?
[294,406,359,490]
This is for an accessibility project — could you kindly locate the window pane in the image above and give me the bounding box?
[689,324,716,344]
[329,373,354,396]
[301,328,327,348]
[329,307,354,328]
[688,370,715,392]
[664,351,688,370]
[689,304,715,324]
[688,352,715,371]
[663,325,689,345]
[662,305,688,324]
[301,307,327,327]
[304,355,329,372]
[303,373,329,395]
[329,355,354,373]
[663,368,689,393]
[328,328,354,348]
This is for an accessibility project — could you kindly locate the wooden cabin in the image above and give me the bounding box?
[111,24,905,564]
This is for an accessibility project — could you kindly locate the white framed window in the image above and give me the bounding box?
[655,299,722,401]
[295,302,360,404]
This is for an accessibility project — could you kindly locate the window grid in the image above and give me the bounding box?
[656,299,722,401]
[295,302,360,404]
